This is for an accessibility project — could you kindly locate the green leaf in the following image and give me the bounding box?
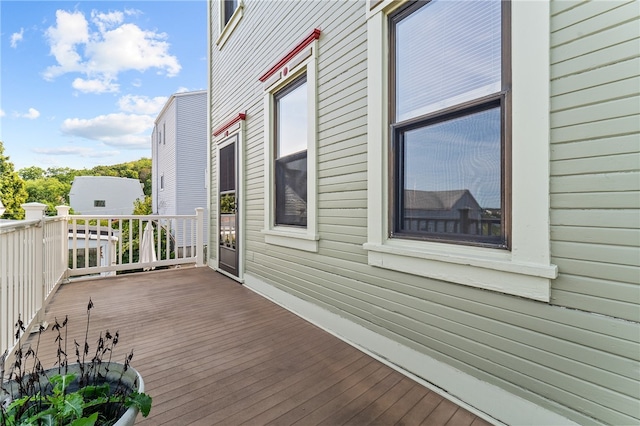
[69,412,98,426]
[49,373,77,393]
[62,392,85,418]
[78,383,110,399]
[126,391,152,417]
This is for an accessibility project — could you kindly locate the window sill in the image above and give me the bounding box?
[216,3,243,49]
[263,228,319,252]
[363,241,556,302]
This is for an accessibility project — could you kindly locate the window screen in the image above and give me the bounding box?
[391,0,508,248]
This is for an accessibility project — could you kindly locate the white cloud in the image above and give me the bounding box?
[176,87,190,93]
[118,94,167,114]
[86,24,181,77]
[43,10,89,79]
[72,77,119,94]
[91,10,124,33]
[61,113,154,148]
[43,8,181,93]
[15,108,41,119]
[11,28,24,48]
[0,109,5,117]
[32,146,120,159]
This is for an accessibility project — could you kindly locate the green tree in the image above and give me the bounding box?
[0,141,28,219]
[10,157,152,217]
[89,158,151,197]
[19,166,45,181]
[133,195,152,215]
[25,177,70,215]
[45,167,81,186]
[131,158,152,197]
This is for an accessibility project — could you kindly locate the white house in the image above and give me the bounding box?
[69,176,144,215]
[152,90,208,249]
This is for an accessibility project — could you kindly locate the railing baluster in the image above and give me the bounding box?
[118,219,123,265]
[84,220,89,269]
[96,220,101,270]
[1,227,7,351]
[72,219,77,269]
[107,219,113,271]
[128,218,133,265]
[155,220,161,261]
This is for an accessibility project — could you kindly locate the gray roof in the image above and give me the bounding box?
[403,189,479,210]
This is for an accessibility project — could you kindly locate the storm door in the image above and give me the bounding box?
[218,136,238,276]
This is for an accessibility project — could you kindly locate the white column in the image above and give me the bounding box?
[195,207,204,267]
[56,206,71,282]
[21,202,47,327]
[22,202,47,221]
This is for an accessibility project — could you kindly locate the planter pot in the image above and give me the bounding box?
[1,362,144,426]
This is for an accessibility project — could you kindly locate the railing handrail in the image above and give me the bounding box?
[0,218,42,232]
[66,213,199,220]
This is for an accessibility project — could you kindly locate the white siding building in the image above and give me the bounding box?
[69,176,144,215]
[152,90,208,248]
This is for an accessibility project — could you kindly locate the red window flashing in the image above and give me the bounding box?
[258,28,321,82]
[213,113,246,137]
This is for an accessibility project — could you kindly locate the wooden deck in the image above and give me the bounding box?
[13,267,493,425]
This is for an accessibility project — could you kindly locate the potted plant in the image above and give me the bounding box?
[1,299,152,425]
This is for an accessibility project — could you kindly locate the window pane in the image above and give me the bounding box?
[399,107,503,242]
[219,142,235,192]
[277,79,307,158]
[223,0,237,25]
[395,0,502,122]
[275,151,307,227]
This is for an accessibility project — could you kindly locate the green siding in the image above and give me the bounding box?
[550,0,640,324]
[209,0,640,424]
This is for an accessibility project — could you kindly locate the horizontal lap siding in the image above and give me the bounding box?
[548,1,640,422]
[156,100,177,215]
[176,93,209,246]
[210,1,640,424]
[549,0,640,322]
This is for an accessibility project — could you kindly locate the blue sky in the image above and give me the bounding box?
[0,1,207,171]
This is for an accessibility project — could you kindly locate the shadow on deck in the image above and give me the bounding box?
[17,267,493,425]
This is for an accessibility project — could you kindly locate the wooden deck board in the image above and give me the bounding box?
[9,267,493,426]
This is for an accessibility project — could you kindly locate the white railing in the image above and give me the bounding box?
[67,211,204,277]
[0,203,205,357]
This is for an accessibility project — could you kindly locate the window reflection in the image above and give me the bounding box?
[220,193,236,248]
[398,106,503,242]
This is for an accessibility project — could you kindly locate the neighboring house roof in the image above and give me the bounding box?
[403,189,481,211]
[154,90,207,125]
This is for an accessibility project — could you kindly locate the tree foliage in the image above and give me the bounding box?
[25,178,71,215]
[16,158,152,216]
[18,166,45,181]
[0,141,28,219]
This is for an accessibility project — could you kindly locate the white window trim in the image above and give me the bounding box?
[216,0,244,49]
[365,0,557,302]
[262,40,319,253]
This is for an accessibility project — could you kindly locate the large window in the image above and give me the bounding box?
[274,76,308,227]
[365,0,556,301]
[390,0,508,248]
[262,29,320,252]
